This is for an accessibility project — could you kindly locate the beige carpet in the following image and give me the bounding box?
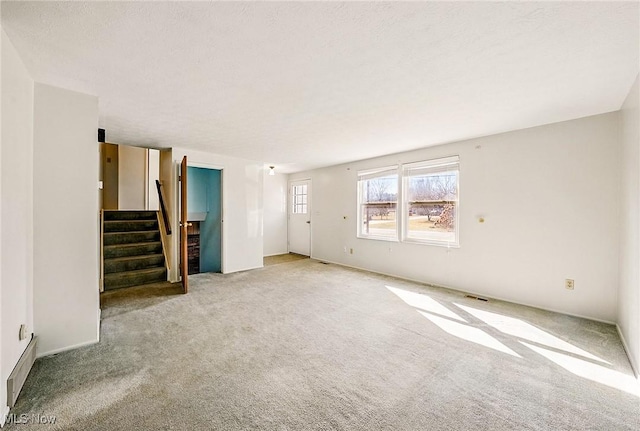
[5,259,639,430]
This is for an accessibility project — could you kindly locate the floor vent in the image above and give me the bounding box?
[7,336,38,408]
[465,294,488,302]
[319,261,330,265]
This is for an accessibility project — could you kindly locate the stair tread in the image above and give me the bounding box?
[104,253,164,263]
[104,267,166,278]
[104,241,162,249]
[104,230,160,235]
[104,219,157,223]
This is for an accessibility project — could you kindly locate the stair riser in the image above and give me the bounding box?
[104,243,163,259]
[104,231,160,246]
[104,221,158,232]
[103,211,157,221]
[104,255,165,274]
[104,269,167,290]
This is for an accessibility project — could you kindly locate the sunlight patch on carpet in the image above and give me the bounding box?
[386,286,466,322]
[521,342,639,397]
[418,311,521,358]
[455,304,607,364]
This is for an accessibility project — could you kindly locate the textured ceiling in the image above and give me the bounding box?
[2,1,638,173]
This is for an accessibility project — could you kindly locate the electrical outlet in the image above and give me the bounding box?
[343,246,347,253]
[349,248,354,255]
[565,279,575,290]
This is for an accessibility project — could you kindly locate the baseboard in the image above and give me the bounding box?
[312,257,617,325]
[36,339,98,359]
[223,264,264,274]
[616,324,639,379]
[263,251,290,257]
[7,336,38,408]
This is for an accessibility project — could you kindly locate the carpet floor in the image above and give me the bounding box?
[263,252,309,266]
[5,259,639,430]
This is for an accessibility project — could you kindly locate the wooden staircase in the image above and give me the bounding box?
[102,210,167,290]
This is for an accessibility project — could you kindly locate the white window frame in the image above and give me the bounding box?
[402,156,460,247]
[356,165,400,242]
[291,183,308,214]
[356,156,460,247]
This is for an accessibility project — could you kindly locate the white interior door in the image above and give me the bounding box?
[288,179,311,256]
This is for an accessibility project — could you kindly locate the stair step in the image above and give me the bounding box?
[103,210,157,221]
[104,219,158,233]
[104,267,167,290]
[104,230,160,246]
[104,242,163,259]
[104,254,165,274]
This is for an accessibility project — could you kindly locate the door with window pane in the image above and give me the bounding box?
[288,180,311,256]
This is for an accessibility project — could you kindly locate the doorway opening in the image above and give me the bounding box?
[100,143,162,211]
[186,166,222,274]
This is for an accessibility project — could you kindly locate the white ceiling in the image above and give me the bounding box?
[2,1,638,173]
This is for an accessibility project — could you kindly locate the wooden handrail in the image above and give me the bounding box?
[156,179,172,235]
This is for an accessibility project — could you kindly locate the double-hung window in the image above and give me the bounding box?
[357,166,399,240]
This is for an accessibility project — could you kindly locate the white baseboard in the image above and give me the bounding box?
[223,264,264,274]
[616,324,639,379]
[36,339,99,359]
[263,251,290,257]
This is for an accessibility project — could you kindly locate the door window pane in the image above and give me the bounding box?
[292,184,308,214]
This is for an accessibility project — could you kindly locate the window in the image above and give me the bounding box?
[403,156,459,245]
[356,156,459,246]
[357,166,398,240]
[292,184,308,214]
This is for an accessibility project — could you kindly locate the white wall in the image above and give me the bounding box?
[263,170,288,256]
[619,74,640,375]
[291,113,621,323]
[1,27,34,423]
[118,145,147,210]
[33,83,100,356]
[169,148,263,277]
